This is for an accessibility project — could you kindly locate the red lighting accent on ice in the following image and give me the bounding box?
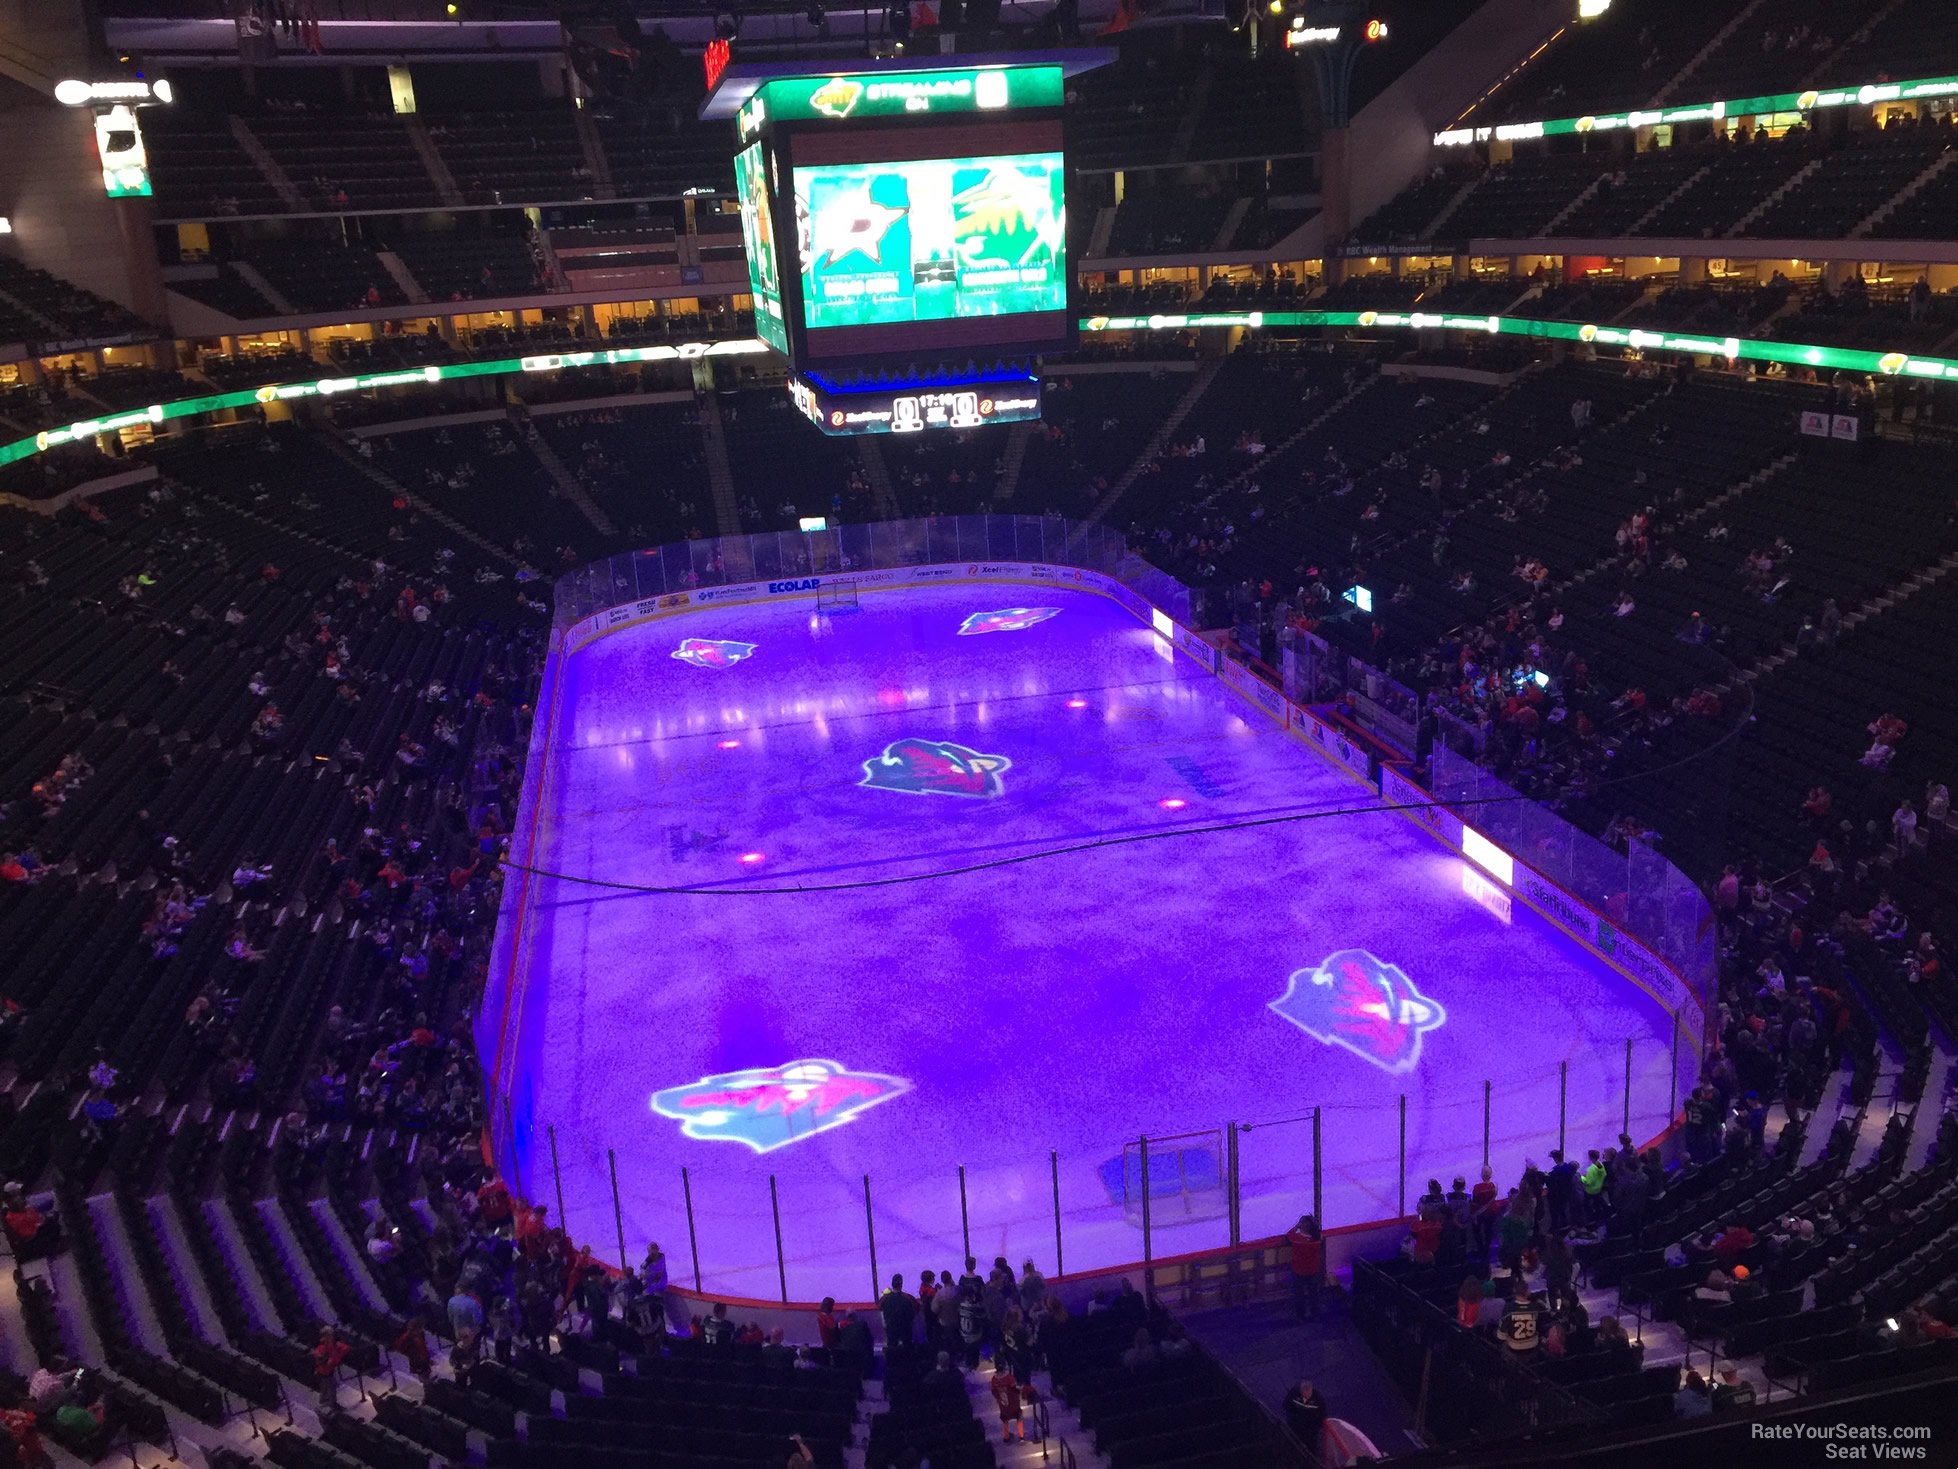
[739,851,766,864]
[1160,798,1187,810]
[718,739,742,749]
[1066,698,1088,709]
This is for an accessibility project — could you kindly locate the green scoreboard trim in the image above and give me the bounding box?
[737,65,1065,139]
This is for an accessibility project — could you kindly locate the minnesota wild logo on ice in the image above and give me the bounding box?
[1269,950,1445,1075]
[860,737,1011,798]
[671,637,756,670]
[650,1059,909,1152]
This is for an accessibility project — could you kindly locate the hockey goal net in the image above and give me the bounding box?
[815,580,861,613]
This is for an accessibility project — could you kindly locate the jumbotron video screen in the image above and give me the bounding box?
[793,151,1067,332]
[733,141,789,356]
[720,62,1073,369]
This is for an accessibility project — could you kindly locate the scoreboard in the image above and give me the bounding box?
[787,374,1043,436]
[706,54,1107,434]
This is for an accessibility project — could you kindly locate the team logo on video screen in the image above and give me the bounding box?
[956,607,1061,636]
[650,1059,910,1152]
[671,637,756,670]
[1268,949,1445,1075]
[860,737,1011,798]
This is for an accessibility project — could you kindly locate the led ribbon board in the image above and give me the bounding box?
[15,314,1947,472]
[1076,310,1958,382]
[1434,71,1958,146]
[0,340,769,469]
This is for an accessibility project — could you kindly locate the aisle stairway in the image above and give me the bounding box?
[1080,359,1223,529]
[518,413,618,536]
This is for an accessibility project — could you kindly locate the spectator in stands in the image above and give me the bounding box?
[1286,1214,1324,1319]
[1471,1167,1501,1260]
[835,1310,873,1376]
[1545,1150,1577,1232]
[916,1269,939,1346]
[990,1361,1034,1443]
[1542,1234,1576,1314]
[1285,1380,1327,1447]
[0,1403,42,1465]
[1708,1219,1756,1267]
[1121,1327,1159,1372]
[1579,1149,1609,1224]
[2,1186,59,1259]
[999,1306,1033,1381]
[364,1213,400,1264]
[1405,1208,1443,1265]
[703,1300,735,1347]
[1610,1152,1650,1239]
[930,1280,959,1346]
[1019,1258,1046,1315]
[27,1361,80,1416]
[1445,1177,1473,1235]
[1912,1308,1955,1341]
[955,1284,986,1371]
[923,1350,961,1393]
[447,1280,484,1348]
[311,1325,349,1409]
[1894,800,1919,854]
[1674,1369,1713,1419]
[1497,1276,1542,1353]
[47,1395,105,1455]
[879,1273,918,1357]
[1456,1274,1487,1329]
[1497,1191,1533,1275]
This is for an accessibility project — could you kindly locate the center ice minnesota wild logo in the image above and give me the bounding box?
[860,737,1011,799]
